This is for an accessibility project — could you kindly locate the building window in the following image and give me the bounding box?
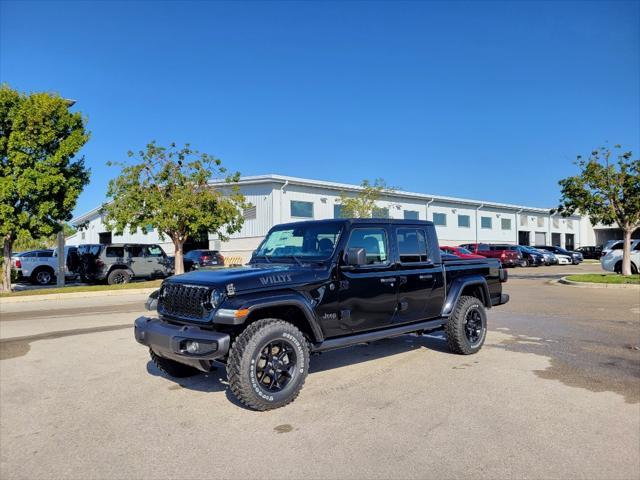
[433,213,447,226]
[404,210,419,220]
[481,216,492,229]
[458,215,470,228]
[372,206,389,218]
[81,232,85,240]
[537,216,544,228]
[501,218,512,230]
[333,204,343,219]
[145,224,154,234]
[243,205,256,220]
[520,215,528,227]
[290,200,313,218]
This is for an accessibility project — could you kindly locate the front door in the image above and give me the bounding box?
[394,227,445,323]
[145,245,168,276]
[338,227,398,333]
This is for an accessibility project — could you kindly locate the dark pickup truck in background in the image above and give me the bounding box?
[135,219,509,410]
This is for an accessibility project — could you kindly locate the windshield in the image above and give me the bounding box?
[457,247,472,254]
[253,222,343,262]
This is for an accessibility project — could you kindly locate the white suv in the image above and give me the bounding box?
[600,241,640,274]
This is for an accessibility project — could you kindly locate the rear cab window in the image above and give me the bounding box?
[396,228,430,263]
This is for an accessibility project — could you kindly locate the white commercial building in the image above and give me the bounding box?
[69,174,592,262]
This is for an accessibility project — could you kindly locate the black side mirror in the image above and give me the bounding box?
[346,247,367,266]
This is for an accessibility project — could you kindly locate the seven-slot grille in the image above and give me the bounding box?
[159,283,211,320]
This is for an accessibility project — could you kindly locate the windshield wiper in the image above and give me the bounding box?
[253,254,272,263]
[285,255,303,266]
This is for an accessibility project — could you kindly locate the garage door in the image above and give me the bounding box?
[535,232,547,245]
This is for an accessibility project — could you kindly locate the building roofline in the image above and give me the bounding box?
[211,174,555,213]
[72,173,564,224]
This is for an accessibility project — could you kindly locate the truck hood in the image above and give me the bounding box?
[163,263,330,294]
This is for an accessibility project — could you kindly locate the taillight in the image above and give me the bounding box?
[201,255,210,262]
[96,259,104,268]
[218,254,225,263]
[15,259,21,268]
[500,252,506,258]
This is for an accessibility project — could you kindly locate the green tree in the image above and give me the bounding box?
[13,224,77,252]
[0,85,90,292]
[558,145,639,275]
[103,142,247,274]
[337,179,394,218]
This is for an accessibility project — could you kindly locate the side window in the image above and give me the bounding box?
[105,246,125,258]
[478,244,489,252]
[37,251,53,258]
[126,245,144,257]
[146,245,164,257]
[396,228,429,263]
[346,228,388,265]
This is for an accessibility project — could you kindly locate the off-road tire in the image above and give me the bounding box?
[30,267,54,285]
[227,319,310,411]
[149,349,201,378]
[107,268,130,285]
[445,295,488,355]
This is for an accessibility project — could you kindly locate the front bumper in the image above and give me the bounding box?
[134,316,231,372]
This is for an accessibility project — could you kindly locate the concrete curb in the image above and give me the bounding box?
[556,277,640,289]
[0,287,157,304]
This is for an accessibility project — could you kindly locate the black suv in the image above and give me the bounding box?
[135,219,509,410]
[77,243,172,284]
[183,249,225,270]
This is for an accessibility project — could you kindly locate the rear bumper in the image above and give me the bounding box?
[134,316,231,372]
[491,293,510,306]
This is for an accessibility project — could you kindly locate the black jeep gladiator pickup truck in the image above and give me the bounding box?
[135,219,509,410]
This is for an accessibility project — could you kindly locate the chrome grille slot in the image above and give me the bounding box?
[159,284,211,320]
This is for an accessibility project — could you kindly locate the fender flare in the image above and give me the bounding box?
[107,264,135,278]
[441,275,491,317]
[215,292,325,342]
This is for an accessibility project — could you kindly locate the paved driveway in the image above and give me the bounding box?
[1,264,638,479]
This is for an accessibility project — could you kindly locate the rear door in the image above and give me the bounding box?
[338,226,398,333]
[394,226,445,322]
[126,245,152,277]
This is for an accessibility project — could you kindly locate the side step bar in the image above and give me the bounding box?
[311,318,446,353]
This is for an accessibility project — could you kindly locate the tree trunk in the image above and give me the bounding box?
[621,228,633,276]
[173,239,185,275]
[1,236,13,293]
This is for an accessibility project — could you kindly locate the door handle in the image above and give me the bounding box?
[380,277,396,284]
[419,274,433,280]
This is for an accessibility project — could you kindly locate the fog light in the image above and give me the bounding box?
[186,341,200,354]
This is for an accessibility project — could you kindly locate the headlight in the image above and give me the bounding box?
[210,289,224,309]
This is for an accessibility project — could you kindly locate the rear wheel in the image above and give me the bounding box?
[445,295,488,355]
[107,268,130,285]
[227,319,309,411]
[149,349,201,378]
[30,267,54,285]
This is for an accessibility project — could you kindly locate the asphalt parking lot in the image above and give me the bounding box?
[1,263,639,479]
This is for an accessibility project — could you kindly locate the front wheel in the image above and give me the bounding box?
[445,296,488,355]
[31,267,54,285]
[227,319,310,411]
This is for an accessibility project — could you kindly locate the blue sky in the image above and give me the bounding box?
[1,0,638,216]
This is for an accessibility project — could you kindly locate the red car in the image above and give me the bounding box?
[459,243,521,267]
[441,246,486,259]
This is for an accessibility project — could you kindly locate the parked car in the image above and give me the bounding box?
[135,218,509,410]
[535,245,583,265]
[534,248,559,265]
[514,246,545,267]
[11,247,78,285]
[459,243,520,267]
[575,245,602,259]
[77,243,172,285]
[440,246,485,259]
[600,239,640,259]
[183,249,225,270]
[601,242,640,274]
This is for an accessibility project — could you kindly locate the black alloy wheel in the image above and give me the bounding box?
[255,340,297,393]
[465,309,484,347]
